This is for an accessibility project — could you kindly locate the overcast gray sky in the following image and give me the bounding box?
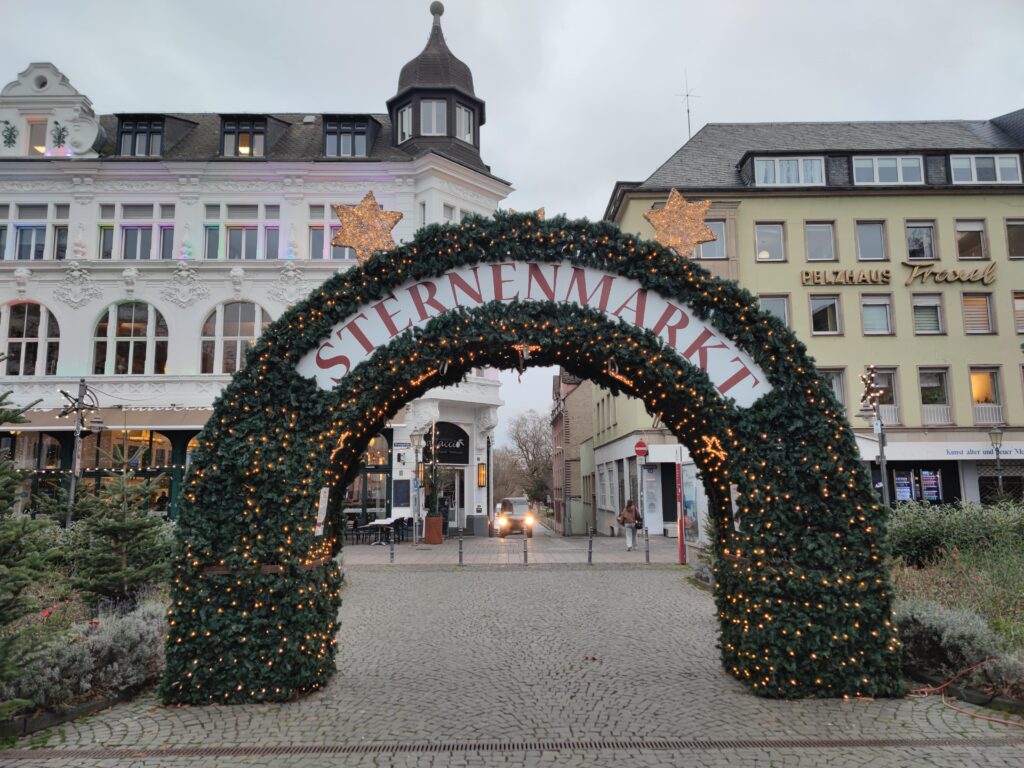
[4,0,1022,444]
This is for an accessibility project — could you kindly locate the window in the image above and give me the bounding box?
[969,368,1000,406]
[99,226,113,260]
[874,369,896,406]
[805,222,835,262]
[420,99,446,135]
[200,302,271,374]
[1007,220,1024,259]
[53,225,68,260]
[962,293,994,334]
[852,156,923,185]
[204,226,220,259]
[443,204,456,223]
[810,295,841,334]
[159,227,174,260]
[855,222,887,261]
[698,221,726,259]
[118,119,163,156]
[327,227,356,260]
[324,120,368,157]
[755,223,785,261]
[911,294,943,334]
[227,226,258,260]
[92,302,168,375]
[861,294,893,335]
[3,303,59,376]
[222,118,266,157]
[758,295,789,325]
[818,369,845,406]
[950,155,1022,184]
[920,368,952,426]
[456,104,473,143]
[753,156,824,186]
[1014,291,1024,334]
[265,227,279,259]
[28,122,46,155]
[16,226,45,260]
[0,225,6,259]
[905,221,936,261]
[397,105,412,143]
[122,226,153,260]
[955,220,987,259]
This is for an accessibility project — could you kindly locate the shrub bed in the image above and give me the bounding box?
[888,500,1024,566]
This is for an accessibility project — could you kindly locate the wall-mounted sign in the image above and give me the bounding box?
[903,261,996,286]
[422,421,470,465]
[801,269,891,286]
[295,262,771,408]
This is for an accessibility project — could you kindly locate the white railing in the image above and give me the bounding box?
[922,404,952,426]
[878,404,899,425]
[973,403,1005,425]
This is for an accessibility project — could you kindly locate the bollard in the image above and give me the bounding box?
[458,527,464,566]
[644,526,650,564]
[587,527,593,565]
[524,533,529,565]
[389,535,395,565]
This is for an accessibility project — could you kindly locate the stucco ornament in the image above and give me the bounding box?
[13,267,31,294]
[54,261,103,308]
[122,267,141,296]
[229,266,245,298]
[161,260,210,308]
[268,261,308,305]
[71,223,88,259]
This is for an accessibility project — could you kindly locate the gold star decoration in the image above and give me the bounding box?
[643,189,716,258]
[331,191,404,264]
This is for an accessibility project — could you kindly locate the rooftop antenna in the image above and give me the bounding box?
[675,70,700,140]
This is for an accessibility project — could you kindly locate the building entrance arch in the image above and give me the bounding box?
[163,211,902,705]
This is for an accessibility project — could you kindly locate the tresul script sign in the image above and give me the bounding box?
[296,262,772,407]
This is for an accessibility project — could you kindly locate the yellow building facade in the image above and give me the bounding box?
[604,114,1024,510]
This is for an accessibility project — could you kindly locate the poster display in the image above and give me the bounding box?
[894,471,915,502]
[920,470,942,502]
[641,463,662,534]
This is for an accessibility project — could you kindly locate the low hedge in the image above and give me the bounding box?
[888,501,1024,565]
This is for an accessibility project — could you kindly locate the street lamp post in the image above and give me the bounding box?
[858,366,891,508]
[989,425,1004,497]
[59,378,103,527]
[410,432,423,545]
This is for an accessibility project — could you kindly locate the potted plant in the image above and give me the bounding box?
[422,483,443,545]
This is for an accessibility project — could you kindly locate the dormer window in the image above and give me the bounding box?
[325,120,367,157]
[118,118,163,157]
[754,156,825,186]
[950,155,1021,184]
[222,118,265,157]
[456,104,473,144]
[853,156,923,185]
[421,99,447,136]
[397,105,412,143]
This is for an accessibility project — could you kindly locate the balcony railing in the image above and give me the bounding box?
[878,404,899,425]
[973,403,1004,425]
[922,404,953,426]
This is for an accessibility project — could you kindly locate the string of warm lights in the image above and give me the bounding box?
[162,207,902,706]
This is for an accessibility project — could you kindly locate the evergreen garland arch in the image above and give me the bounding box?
[163,212,903,704]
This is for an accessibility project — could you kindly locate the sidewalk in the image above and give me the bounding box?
[341,526,689,567]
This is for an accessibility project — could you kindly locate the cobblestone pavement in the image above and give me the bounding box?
[4,562,1023,767]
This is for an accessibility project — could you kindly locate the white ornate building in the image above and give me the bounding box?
[0,5,509,531]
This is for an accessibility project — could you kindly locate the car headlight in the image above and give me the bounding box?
[498,517,508,527]
[524,514,535,526]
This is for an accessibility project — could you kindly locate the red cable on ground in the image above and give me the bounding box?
[908,658,1024,729]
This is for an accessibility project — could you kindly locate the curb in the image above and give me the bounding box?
[906,667,1024,716]
[0,686,144,740]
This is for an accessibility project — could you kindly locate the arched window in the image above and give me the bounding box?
[93,302,168,375]
[200,301,270,373]
[2,302,59,375]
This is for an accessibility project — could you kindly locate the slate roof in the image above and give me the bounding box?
[639,110,1024,191]
[396,11,475,101]
[91,111,498,177]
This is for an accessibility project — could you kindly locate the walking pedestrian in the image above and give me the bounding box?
[619,499,639,551]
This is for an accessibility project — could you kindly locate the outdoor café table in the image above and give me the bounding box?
[364,517,397,544]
